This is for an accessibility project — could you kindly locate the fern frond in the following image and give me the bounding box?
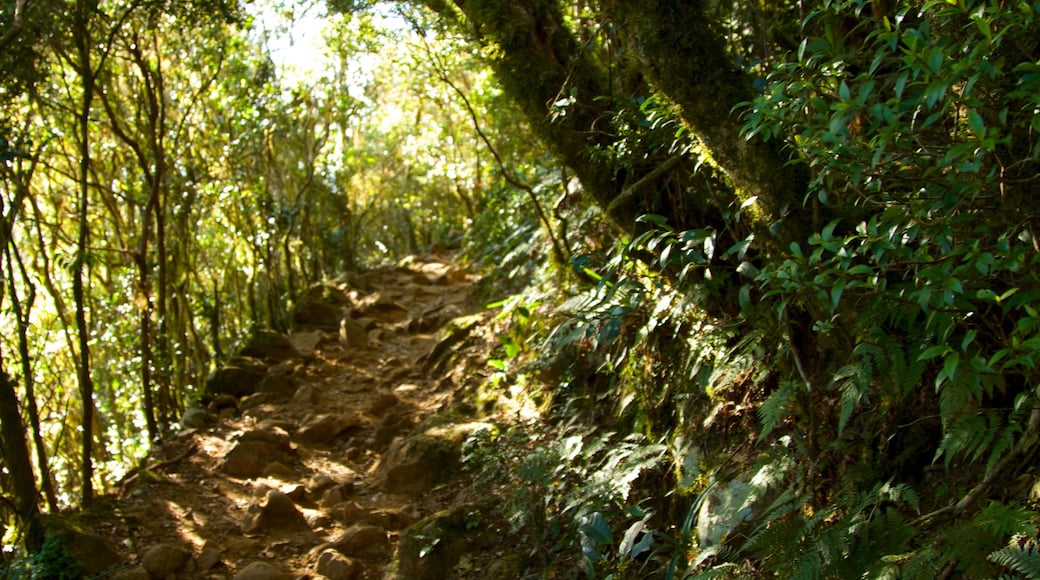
[989,540,1040,580]
[758,380,798,439]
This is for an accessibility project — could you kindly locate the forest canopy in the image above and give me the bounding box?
[2,0,1039,576]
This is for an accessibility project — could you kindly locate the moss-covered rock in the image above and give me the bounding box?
[393,503,486,580]
[238,329,300,361]
[374,422,493,495]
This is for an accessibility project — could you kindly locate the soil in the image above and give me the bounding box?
[78,254,517,579]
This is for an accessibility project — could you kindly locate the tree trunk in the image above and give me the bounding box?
[598,0,813,249]
[437,0,626,219]
[0,366,43,552]
[73,0,97,506]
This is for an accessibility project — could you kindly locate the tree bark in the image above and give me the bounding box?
[598,0,812,249]
[436,0,626,219]
[72,0,97,506]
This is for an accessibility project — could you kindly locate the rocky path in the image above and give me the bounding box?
[78,255,505,579]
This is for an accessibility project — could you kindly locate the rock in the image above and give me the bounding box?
[141,543,192,577]
[294,284,352,330]
[291,384,320,407]
[328,501,367,523]
[258,371,295,396]
[248,490,311,533]
[365,508,418,531]
[315,549,359,580]
[374,422,493,495]
[372,412,416,451]
[294,414,364,446]
[262,461,296,479]
[207,394,239,415]
[232,561,292,580]
[240,426,293,450]
[204,363,266,398]
[38,515,122,575]
[223,440,290,479]
[329,524,389,559]
[180,406,212,429]
[355,293,410,323]
[368,393,399,416]
[320,483,358,508]
[339,316,368,348]
[239,330,299,361]
[696,462,787,548]
[396,504,484,580]
[197,546,223,571]
[419,313,487,375]
[288,329,325,354]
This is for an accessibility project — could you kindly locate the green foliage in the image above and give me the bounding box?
[990,538,1040,580]
[737,0,1040,479]
[462,423,667,575]
[0,536,83,580]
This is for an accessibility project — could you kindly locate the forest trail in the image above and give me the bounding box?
[80,254,505,579]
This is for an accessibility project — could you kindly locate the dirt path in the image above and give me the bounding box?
[83,255,496,579]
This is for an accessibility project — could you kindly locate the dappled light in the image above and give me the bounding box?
[2,0,1039,577]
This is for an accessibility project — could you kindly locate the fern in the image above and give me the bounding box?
[834,359,871,437]
[989,540,1040,580]
[758,380,799,439]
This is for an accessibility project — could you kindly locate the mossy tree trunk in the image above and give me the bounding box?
[598,0,814,250]
[424,0,813,252]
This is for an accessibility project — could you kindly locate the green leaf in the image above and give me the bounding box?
[919,345,951,361]
[968,109,986,136]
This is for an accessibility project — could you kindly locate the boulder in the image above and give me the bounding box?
[222,439,291,479]
[140,543,192,577]
[38,515,122,576]
[395,504,484,580]
[247,490,311,533]
[197,546,223,571]
[204,363,266,398]
[329,524,389,559]
[315,549,359,580]
[239,330,299,361]
[294,414,364,446]
[374,422,493,495]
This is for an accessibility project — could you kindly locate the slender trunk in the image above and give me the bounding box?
[0,367,43,551]
[0,174,43,551]
[5,242,60,513]
[73,0,96,506]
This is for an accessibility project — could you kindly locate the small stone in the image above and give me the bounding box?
[291,384,320,407]
[197,547,223,571]
[315,549,359,580]
[141,543,192,577]
[232,561,292,580]
[294,414,364,445]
